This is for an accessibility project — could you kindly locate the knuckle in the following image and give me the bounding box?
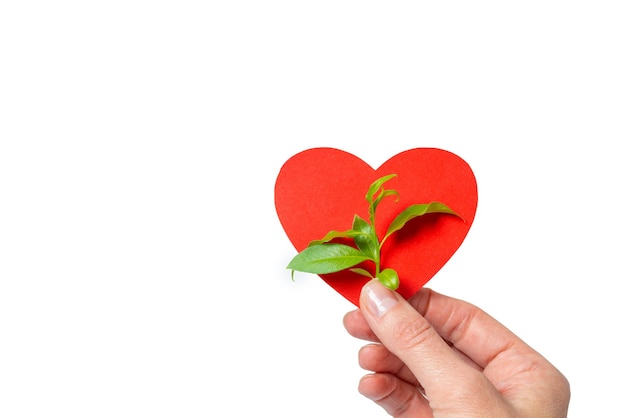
[388,315,435,351]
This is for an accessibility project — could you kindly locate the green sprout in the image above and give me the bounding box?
[286,174,463,290]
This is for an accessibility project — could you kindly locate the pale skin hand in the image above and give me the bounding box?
[343,280,570,417]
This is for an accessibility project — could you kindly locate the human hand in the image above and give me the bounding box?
[343,279,570,417]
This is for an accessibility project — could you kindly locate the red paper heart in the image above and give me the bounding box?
[275,148,478,306]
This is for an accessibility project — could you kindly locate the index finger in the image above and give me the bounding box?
[408,288,535,369]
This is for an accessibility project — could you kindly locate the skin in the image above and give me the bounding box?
[343,279,570,417]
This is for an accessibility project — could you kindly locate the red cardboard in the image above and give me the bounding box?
[275,148,478,306]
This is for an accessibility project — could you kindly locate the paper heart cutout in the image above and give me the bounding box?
[275,147,478,306]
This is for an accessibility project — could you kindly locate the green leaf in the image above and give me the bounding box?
[352,215,379,261]
[382,202,462,245]
[307,229,367,247]
[370,189,400,222]
[366,174,398,226]
[365,174,397,205]
[287,243,373,274]
[377,268,399,290]
[350,267,373,278]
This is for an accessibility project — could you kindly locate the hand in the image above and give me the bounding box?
[343,279,570,417]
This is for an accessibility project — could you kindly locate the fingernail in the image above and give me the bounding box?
[362,280,398,318]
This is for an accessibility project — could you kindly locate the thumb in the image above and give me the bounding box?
[359,279,480,396]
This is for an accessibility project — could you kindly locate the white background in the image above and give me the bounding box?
[1,1,624,417]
